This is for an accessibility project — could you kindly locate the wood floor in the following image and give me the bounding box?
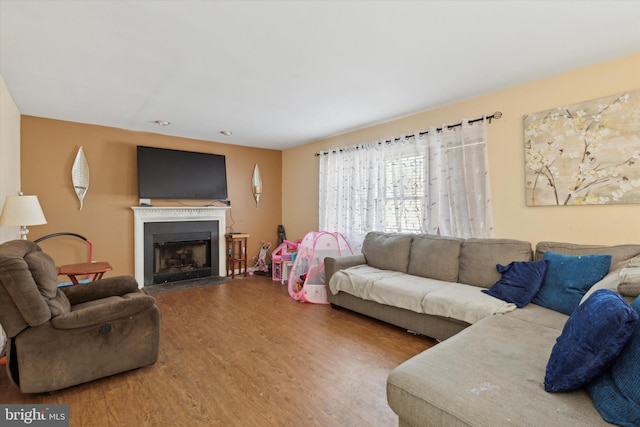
[0,275,435,426]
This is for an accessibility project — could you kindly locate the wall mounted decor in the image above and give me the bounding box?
[72,146,90,210]
[524,89,640,206]
[252,164,262,208]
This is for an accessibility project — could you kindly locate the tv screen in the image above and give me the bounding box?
[137,146,228,201]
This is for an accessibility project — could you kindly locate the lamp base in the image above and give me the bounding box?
[19,225,29,240]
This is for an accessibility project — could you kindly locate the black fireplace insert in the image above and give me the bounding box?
[143,221,219,285]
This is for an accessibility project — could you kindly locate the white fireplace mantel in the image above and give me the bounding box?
[131,206,229,286]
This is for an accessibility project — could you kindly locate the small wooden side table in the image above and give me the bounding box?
[57,261,113,285]
[226,234,249,278]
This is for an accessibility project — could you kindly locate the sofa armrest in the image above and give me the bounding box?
[51,293,157,329]
[325,254,366,284]
[60,275,140,305]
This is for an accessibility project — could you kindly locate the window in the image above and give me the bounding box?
[384,154,425,234]
[319,119,493,252]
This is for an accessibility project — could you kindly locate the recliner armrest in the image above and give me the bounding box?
[61,275,140,305]
[51,293,157,329]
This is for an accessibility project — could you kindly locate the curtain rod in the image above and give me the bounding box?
[314,111,502,157]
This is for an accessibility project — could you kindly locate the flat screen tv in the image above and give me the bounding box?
[137,146,228,201]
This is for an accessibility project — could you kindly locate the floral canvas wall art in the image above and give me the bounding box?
[524,90,640,206]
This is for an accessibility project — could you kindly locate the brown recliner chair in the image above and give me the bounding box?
[0,240,160,393]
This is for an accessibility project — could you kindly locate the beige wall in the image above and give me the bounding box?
[0,75,22,244]
[21,117,282,277]
[14,53,640,271]
[282,53,640,246]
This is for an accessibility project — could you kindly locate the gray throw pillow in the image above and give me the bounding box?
[619,267,640,298]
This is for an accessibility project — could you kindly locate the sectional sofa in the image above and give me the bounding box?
[325,232,640,427]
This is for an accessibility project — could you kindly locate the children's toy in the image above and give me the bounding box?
[287,231,352,304]
[271,240,299,282]
[249,241,272,275]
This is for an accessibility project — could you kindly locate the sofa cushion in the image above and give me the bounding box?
[362,232,413,273]
[581,257,633,304]
[505,303,568,330]
[587,295,640,427]
[535,241,640,265]
[533,251,612,315]
[369,275,449,314]
[620,256,640,298]
[544,290,638,392]
[328,265,404,298]
[421,283,517,324]
[387,314,611,427]
[458,238,533,288]
[618,267,640,298]
[407,234,463,282]
[482,260,548,308]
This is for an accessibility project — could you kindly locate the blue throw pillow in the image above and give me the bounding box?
[533,251,612,315]
[544,289,638,392]
[482,260,548,308]
[587,295,640,426]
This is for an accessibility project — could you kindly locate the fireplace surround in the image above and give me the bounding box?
[132,207,229,287]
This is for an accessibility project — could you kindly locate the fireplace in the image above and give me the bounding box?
[145,221,218,285]
[154,239,210,283]
[132,207,228,287]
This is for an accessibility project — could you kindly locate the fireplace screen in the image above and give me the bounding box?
[153,239,212,284]
[143,220,219,286]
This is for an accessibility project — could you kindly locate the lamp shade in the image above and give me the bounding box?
[0,194,47,226]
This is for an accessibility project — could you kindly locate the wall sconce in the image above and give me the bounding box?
[0,192,47,240]
[252,164,262,208]
[72,146,89,210]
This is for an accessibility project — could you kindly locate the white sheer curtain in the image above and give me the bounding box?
[319,119,494,252]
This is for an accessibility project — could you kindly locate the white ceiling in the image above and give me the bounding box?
[1,1,639,151]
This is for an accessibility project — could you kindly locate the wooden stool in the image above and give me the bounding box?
[226,234,249,278]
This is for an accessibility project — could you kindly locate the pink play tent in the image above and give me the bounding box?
[287,231,352,304]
